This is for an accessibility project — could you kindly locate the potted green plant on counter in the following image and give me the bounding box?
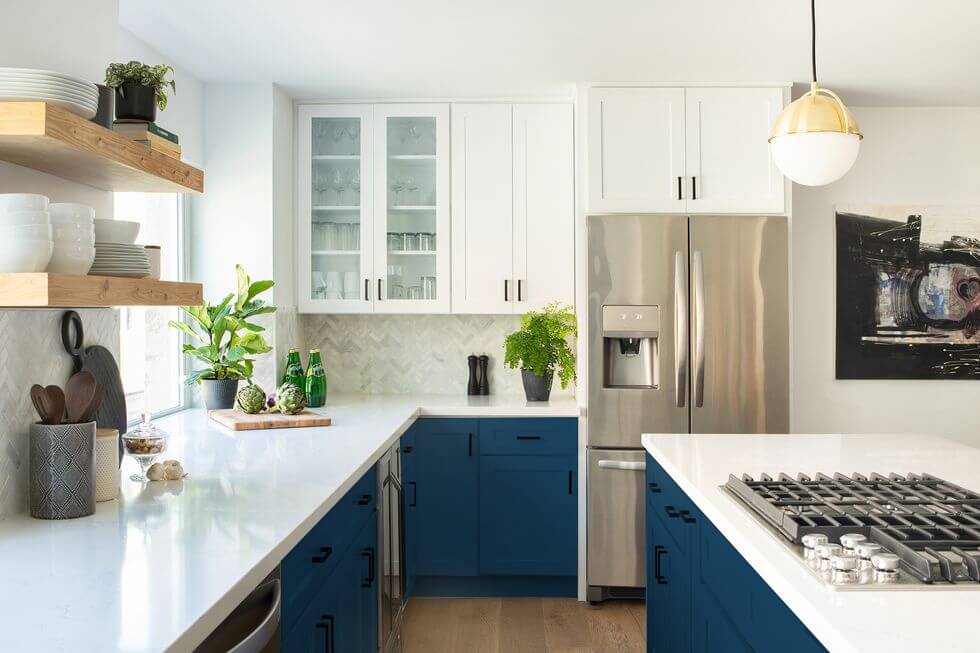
[504,302,577,401]
[169,265,276,410]
[104,60,176,122]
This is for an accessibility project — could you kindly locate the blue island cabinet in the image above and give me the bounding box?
[645,454,827,653]
[281,466,378,653]
[405,417,578,597]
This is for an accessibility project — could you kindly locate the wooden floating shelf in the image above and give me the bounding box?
[0,102,203,193]
[0,273,203,308]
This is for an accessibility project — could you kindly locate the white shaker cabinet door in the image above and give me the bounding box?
[513,103,575,311]
[451,103,515,314]
[587,87,686,213]
[685,87,785,214]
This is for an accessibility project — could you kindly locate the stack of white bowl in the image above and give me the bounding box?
[0,194,53,272]
[48,204,96,274]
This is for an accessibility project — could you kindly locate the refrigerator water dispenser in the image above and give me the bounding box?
[601,305,659,389]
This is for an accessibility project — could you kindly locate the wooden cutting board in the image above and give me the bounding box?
[208,409,332,431]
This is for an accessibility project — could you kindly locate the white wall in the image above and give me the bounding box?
[272,85,297,378]
[792,107,980,445]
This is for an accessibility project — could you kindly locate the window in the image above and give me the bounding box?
[114,192,186,422]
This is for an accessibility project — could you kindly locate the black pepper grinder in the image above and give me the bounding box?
[477,355,490,395]
[467,354,480,396]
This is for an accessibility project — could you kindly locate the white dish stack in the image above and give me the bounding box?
[48,203,96,274]
[0,194,53,272]
[0,68,98,119]
[91,219,149,278]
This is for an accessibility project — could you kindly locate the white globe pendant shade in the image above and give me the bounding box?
[769,82,863,186]
[770,131,860,186]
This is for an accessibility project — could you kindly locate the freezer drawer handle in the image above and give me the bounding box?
[312,546,333,564]
[654,545,668,584]
[597,460,646,471]
[648,482,662,494]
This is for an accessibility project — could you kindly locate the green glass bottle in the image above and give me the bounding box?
[305,349,327,408]
[282,348,306,395]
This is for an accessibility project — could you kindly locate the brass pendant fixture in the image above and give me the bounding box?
[769,0,863,186]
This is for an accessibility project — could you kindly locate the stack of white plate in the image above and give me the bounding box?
[91,243,149,278]
[0,194,53,272]
[48,203,96,274]
[0,68,98,119]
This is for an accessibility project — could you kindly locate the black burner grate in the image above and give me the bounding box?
[725,472,980,583]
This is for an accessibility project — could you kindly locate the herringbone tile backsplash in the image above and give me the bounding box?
[0,309,119,518]
[299,314,577,397]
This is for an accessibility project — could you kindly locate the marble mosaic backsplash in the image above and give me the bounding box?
[299,314,576,397]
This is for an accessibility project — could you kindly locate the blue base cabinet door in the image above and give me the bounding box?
[479,454,577,576]
[646,508,692,653]
[349,517,379,653]
[403,419,480,577]
[692,587,754,653]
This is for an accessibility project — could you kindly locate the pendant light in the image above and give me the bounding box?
[769,0,862,186]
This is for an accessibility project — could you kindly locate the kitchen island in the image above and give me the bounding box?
[0,394,578,653]
[642,432,980,653]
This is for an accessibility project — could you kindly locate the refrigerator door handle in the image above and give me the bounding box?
[674,251,688,408]
[693,250,705,408]
[597,459,646,471]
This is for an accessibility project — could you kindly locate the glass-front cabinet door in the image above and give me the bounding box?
[298,104,374,313]
[372,104,450,313]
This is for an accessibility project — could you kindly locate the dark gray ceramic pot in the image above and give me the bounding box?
[30,421,96,520]
[201,378,239,411]
[521,369,554,402]
[114,82,156,122]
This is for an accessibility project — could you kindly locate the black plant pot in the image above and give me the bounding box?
[201,378,239,411]
[114,82,157,122]
[521,369,554,402]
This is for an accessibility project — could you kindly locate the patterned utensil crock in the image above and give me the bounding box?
[30,421,96,519]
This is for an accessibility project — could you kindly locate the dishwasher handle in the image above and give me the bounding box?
[597,460,646,471]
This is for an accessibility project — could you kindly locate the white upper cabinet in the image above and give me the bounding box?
[685,87,785,214]
[513,103,575,311]
[588,87,686,213]
[451,104,515,314]
[587,86,787,214]
[452,103,575,314]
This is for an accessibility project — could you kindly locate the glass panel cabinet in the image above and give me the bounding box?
[298,103,449,314]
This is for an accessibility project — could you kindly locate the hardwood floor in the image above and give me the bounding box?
[401,598,646,653]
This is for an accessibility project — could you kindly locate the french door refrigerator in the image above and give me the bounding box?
[585,214,788,602]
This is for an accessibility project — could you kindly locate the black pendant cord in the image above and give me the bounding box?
[811,0,817,83]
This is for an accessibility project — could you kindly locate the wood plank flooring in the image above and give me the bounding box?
[402,598,646,653]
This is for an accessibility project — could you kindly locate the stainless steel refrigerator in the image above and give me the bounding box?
[586,214,788,602]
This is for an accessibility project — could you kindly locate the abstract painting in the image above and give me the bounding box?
[836,206,980,379]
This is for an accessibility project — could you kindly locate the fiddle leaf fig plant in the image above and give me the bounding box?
[504,302,577,389]
[169,265,276,385]
[104,60,176,110]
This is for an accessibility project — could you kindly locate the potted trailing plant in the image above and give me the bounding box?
[504,302,577,401]
[104,60,176,122]
[169,265,276,410]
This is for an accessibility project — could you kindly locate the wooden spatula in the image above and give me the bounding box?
[65,371,96,424]
[43,385,66,425]
[30,384,50,424]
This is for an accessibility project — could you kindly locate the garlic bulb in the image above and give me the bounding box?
[146,463,166,481]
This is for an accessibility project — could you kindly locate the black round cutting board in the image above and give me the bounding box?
[61,311,127,464]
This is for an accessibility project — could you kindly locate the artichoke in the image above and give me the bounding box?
[275,383,307,415]
[236,383,266,414]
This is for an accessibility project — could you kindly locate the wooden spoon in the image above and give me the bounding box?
[43,385,66,425]
[29,384,49,423]
[65,371,96,424]
[78,384,105,424]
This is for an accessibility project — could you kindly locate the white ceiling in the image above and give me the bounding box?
[119,0,980,105]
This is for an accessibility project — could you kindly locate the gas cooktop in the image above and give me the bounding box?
[724,472,980,590]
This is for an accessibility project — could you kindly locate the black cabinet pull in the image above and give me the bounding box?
[361,547,376,587]
[516,435,541,441]
[364,278,369,301]
[468,432,473,456]
[517,279,523,301]
[654,546,668,584]
[679,509,696,524]
[677,176,683,200]
[504,279,509,301]
[315,615,334,653]
[408,481,417,507]
[357,494,372,506]
[648,482,662,494]
[692,175,698,200]
[568,470,573,495]
[311,546,333,564]
[377,278,383,300]
[665,505,679,519]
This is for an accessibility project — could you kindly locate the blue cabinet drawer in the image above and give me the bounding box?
[646,456,698,550]
[479,418,577,455]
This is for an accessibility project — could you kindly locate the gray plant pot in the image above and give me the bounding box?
[521,369,554,402]
[201,378,239,411]
[30,421,96,520]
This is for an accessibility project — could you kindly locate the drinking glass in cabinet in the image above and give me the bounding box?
[349,168,361,201]
[403,233,419,251]
[325,272,342,300]
[421,276,436,299]
[407,285,423,300]
[404,176,419,203]
[387,232,403,251]
[419,233,435,251]
[343,271,358,299]
[390,177,405,203]
[390,283,406,299]
[332,169,347,204]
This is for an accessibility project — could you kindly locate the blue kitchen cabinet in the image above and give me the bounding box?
[478,454,577,575]
[645,501,692,653]
[402,419,480,577]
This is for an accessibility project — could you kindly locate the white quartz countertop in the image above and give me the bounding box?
[642,432,980,653]
[0,394,579,653]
